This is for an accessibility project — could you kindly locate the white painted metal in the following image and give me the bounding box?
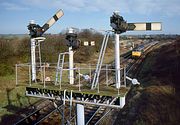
[132,22,162,31]
[91,32,110,89]
[151,22,162,30]
[34,37,46,41]
[76,104,85,125]
[70,90,73,119]
[90,41,95,46]
[114,11,120,15]
[68,27,74,33]
[126,76,140,85]
[132,79,140,85]
[126,76,132,81]
[78,68,81,91]
[132,42,135,48]
[120,96,125,108]
[67,28,75,85]
[106,64,108,86]
[83,41,89,46]
[89,64,92,83]
[69,46,74,84]
[43,63,46,88]
[31,38,36,81]
[44,10,64,29]
[15,64,18,85]
[29,20,35,24]
[83,41,95,46]
[30,37,45,82]
[115,33,121,89]
[63,90,66,105]
[55,52,66,86]
[29,64,31,86]
[133,23,146,31]
[37,42,43,83]
[26,92,124,108]
[124,67,126,87]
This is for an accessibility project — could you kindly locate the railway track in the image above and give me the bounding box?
[129,42,160,77]
[126,41,160,76]
[14,100,63,125]
[84,96,117,125]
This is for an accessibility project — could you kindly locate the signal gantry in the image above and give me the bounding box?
[15,10,162,125]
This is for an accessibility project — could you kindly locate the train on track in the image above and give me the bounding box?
[132,41,158,58]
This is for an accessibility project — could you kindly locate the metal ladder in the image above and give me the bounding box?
[91,32,110,89]
[55,52,68,85]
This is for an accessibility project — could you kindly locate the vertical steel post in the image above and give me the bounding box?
[43,63,46,88]
[38,42,43,83]
[106,64,108,86]
[60,67,62,89]
[31,38,36,82]
[132,42,135,48]
[15,64,18,85]
[89,64,92,83]
[69,46,74,84]
[78,68,81,91]
[62,90,67,125]
[29,64,31,86]
[62,106,65,125]
[115,33,121,89]
[97,78,100,93]
[76,104,85,125]
[70,90,73,120]
[124,67,126,87]
[120,96,125,108]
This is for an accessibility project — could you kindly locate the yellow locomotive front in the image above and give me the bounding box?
[132,51,142,57]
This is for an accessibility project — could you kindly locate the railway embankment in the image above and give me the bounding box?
[114,39,180,125]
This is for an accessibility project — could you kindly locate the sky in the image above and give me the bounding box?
[0,0,180,35]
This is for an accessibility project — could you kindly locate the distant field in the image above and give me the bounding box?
[0,34,29,39]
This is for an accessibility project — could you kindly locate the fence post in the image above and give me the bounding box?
[15,64,18,85]
[29,64,31,86]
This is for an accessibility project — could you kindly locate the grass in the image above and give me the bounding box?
[131,41,180,125]
[0,74,39,119]
[138,52,157,87]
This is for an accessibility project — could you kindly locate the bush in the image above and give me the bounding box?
[0,64,14,76]
[0,39,14,60]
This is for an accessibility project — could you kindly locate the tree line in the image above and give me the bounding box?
[0,29,113,76]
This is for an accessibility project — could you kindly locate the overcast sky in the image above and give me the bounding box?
[0,0,180,34]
